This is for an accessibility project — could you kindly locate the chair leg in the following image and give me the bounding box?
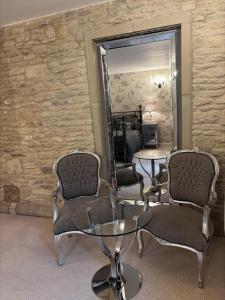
[197,251,204,288]
[54,235,64,266]
[137,230,144,257]
[140,180,145,202]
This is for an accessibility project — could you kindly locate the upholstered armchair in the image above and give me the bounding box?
[52,150,111,266]
[137,148,219,288]
[113,162,144,202]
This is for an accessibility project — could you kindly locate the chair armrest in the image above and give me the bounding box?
[144,181,168,204]
[100,178,114,196]
[209,190,217,206]
[202,205,211,240]
[202,190,217,239]
[52,185,60,223]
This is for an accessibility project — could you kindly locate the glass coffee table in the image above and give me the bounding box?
[72,195,152,300]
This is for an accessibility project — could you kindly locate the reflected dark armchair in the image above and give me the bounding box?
[113,163,144,202]
[52,150,111,266]
[137,149,219,288]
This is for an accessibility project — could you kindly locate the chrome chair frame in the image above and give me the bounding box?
[137,148,219,288]
[52,149,109,266]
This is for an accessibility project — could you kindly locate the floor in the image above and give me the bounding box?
[0,213,224,300]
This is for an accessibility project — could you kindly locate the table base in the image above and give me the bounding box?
[91,263,142,300]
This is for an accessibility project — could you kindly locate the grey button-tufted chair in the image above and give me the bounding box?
[52,150,111,266]
[114,162,144,202]
[137,148,219,288]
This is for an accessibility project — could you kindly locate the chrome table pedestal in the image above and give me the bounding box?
[92,263,141,300]
[72,196,152,300]
[89,210,142,300]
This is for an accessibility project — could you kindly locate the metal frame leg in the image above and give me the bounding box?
[197,251,204,288]
[140,180,145,202]
[54,235,64,266]
[137,230,144,257]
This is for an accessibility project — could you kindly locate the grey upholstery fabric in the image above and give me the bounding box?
[116,168,143,186]
[54,198,86,235]
[169,152,215,206]
[56,153,99,200]
[54,197,112,235]
[145,205,214,251]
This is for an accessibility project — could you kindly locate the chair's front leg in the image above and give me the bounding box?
[137,230,144,257]
[54,235,64,266]
[197,251,204,288]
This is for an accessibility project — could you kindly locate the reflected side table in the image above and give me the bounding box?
[133,149,169,186]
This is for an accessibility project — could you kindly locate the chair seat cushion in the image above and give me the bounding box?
[116,168,143,186]
[54,197,113,236]
[144,205,214,251]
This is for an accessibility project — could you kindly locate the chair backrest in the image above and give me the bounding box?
[53,150,100,200]
[168,150,219,207]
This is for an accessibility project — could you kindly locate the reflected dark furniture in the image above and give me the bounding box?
[137,149,219,288]
[52,150,111,266]
[133,149,169,186]
[114,163,144,202]
[145,148,178,203]
[112,106,143,163]
[142,123,158,148]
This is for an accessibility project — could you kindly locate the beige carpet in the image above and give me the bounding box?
[0,213,224,300]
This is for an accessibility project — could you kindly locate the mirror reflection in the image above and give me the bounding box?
[99,30,180,201]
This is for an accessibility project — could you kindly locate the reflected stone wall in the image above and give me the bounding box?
[109,69,173,144]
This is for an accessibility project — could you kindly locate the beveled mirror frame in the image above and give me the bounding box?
[84,12,192,179]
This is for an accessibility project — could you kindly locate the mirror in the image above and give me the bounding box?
[97,28,181,198]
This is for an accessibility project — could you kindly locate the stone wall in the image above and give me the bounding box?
[110,69,173,144]
[0,0,225,233]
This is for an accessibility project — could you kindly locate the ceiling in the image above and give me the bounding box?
[0,0,109,26]
[107,40,171,75]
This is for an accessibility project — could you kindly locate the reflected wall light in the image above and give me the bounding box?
[153,75,165,88]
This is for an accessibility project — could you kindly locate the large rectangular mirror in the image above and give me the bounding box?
[97,28,181,199]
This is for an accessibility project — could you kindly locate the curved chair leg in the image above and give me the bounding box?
[137,230,144,257]
[54,235,64,266]
[197,251,204,288]
[140,180,145,202]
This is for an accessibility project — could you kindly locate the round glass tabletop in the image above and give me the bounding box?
[133,149,170,160]
[72,195,152,237]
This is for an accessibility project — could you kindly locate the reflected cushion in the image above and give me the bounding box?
[116,168,143,186]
